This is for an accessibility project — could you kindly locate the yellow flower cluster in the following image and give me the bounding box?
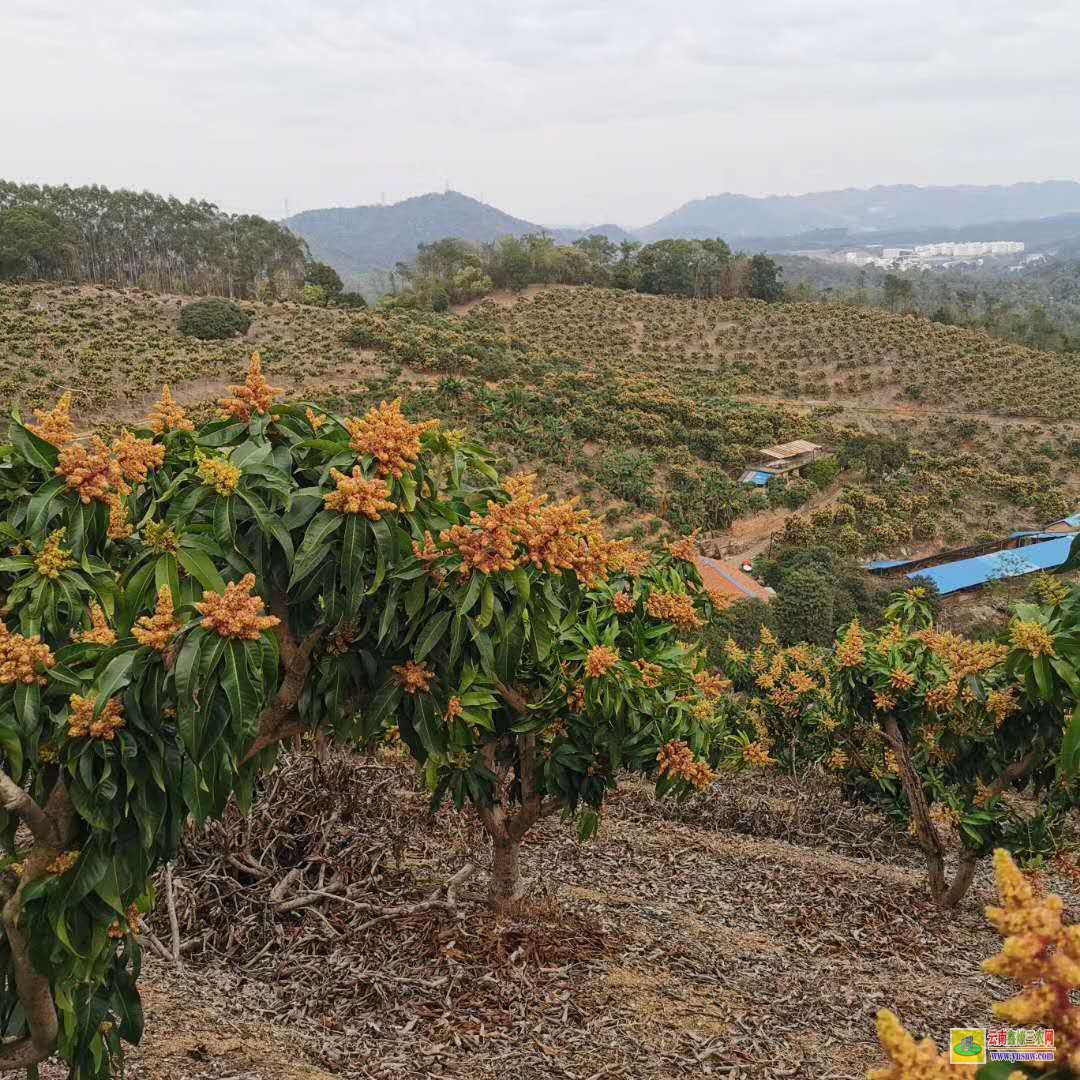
[644,591,703,632]
[393,659,434,695]
[584,644,620,678]
[107,498,133,541]
[693,670,732,699]
[345,398,439,478]
[868,1009,971,1079]
[705,587,736,612]
[741,740,774,768]
[666,532,698,562]
[612,591,636,615]
[57,436,122,504]
[982,849,1080,1068]
[1032,572,1070,607]
[836,620,866,669]
[28,392,76,446]
[656,739,716,791]
[74,603,116,646]
[133,587,181,652]
[46,851,80,877]
[0,621,55,686]
[612,546,652,577]
[144,520,179,554]
[146,384,194,434]
[827,748,848,771]
[914,628,1009,677]
[34,529,73,579]
[108,904,142,939]
[67,694,125,740]
[1008,619,1057,659]
[196,453,241,495]
[443,696,463,722]
[195,574,280,640]
[889,668,917,692]
[323,468,397,519]
[305,407,326,432]
[724,639,747,665]
[218,353,283,422]
[632,658,662,688]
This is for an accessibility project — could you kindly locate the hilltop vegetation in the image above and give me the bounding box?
[0,180,307,298]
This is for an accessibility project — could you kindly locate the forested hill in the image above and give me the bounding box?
[0,180,307,299]
[283,191,634,276]
[638,181,1080,241]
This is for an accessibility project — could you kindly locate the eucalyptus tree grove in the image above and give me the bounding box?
[0,356,730,1075]
[0,181,307,298]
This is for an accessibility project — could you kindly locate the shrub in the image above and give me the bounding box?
[701,598,777,656]
[301,283,328,306]
[178,297,251,340]
[802,454,840,489]
[0,359,741,1075]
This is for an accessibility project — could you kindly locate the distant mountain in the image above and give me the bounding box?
[637,182,1080,242]
[283,191,631,277]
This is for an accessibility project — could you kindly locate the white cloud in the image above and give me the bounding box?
[1,0,1077,225]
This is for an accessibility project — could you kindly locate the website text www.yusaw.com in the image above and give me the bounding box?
[989,1051,1056,1062]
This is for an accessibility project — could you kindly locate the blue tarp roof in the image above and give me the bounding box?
[740,471,773,486]
[865,558,917,571]
[907,534,1077,595]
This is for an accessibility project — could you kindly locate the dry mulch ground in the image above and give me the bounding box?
[74,751,1074,1079]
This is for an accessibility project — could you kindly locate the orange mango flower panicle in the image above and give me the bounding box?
[868,1009,970,1079]
[443,696,463,722]
[836,619,867,669]
[34,529,74,580]
[46,851,80,877]
[344,399,439,478]
[644,591,703,632]
[194,574,280,640]
[75,603,117,646]
[144,520,179,555]
[305,407,326,432]
[693,670,732,700]
[27,391,76,447]
[323,467,397,519]
[106,496,134,541]
[147,385,194,434]
[741,740,775,768]
[218,352,284,422]
[56,435,125,504]
[584,644,620,678]
[612,591,635,615]
[67,693,125,740]
[982,848,1080,1068]
[196,453,241,496]
[0,620,55,686]
[392,659,434,695]
[656,739,716,791]
[666,531,699,563]
[611,543,652,578]
[110,430,165,485]
[133,586,182,652]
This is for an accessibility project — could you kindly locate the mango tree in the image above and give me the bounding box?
[829,587,1080,908]
[0,356,730,1075]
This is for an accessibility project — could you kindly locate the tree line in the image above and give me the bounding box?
[392,234,784,309]
[0,180,308,300]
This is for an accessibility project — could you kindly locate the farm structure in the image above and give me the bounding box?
[738,440,826,486]
[694,556,774,603]
[866,526,1080,597]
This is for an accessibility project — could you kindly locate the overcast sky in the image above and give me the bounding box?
[3,0,1077,227]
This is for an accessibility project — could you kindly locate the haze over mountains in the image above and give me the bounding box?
[283,181,1080,277]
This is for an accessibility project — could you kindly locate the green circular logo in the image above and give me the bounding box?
[953,1037,983,1057]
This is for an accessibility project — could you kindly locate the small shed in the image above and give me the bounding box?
[695,556,773,604]
[739,440,825,485]
[758,439,823,463]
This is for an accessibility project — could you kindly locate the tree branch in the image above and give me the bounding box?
[985,749,1040,802]
[0,774,56,848]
